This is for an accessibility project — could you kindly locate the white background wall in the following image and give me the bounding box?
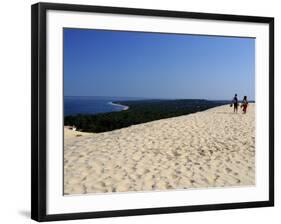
[0,0,279,223]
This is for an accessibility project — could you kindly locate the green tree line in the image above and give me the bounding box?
[64,99,227,133]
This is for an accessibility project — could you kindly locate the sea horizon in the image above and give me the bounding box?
[64,95,254,102]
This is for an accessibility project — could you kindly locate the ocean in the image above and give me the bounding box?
[64,96,142,116]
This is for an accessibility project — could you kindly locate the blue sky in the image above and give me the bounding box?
[64,28,255,100]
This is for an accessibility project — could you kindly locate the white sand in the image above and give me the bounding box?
[64,104,255,195]
[108,102,129,110]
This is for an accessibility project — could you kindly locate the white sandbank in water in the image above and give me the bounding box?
[108,101,129,111]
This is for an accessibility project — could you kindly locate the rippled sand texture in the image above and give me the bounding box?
[64,104,255,195]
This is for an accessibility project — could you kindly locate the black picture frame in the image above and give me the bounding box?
[31,2,274,222]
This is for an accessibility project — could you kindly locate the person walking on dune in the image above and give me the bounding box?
[232,94,239,113]
[241,96,249,114]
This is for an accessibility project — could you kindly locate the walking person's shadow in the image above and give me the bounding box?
[216,112,238,115]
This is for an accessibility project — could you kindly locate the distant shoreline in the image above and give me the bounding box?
[65,99,228,133]
[108,101,129,111]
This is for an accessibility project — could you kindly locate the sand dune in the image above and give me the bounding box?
[64,104,255,195]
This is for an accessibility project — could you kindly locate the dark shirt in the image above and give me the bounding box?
[233,96,238,105]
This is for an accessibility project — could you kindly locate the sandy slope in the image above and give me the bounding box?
[64,104,255,195]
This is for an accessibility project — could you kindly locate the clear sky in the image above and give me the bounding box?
[64,28,255,100]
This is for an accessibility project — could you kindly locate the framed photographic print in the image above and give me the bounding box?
[31,2,274,222]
